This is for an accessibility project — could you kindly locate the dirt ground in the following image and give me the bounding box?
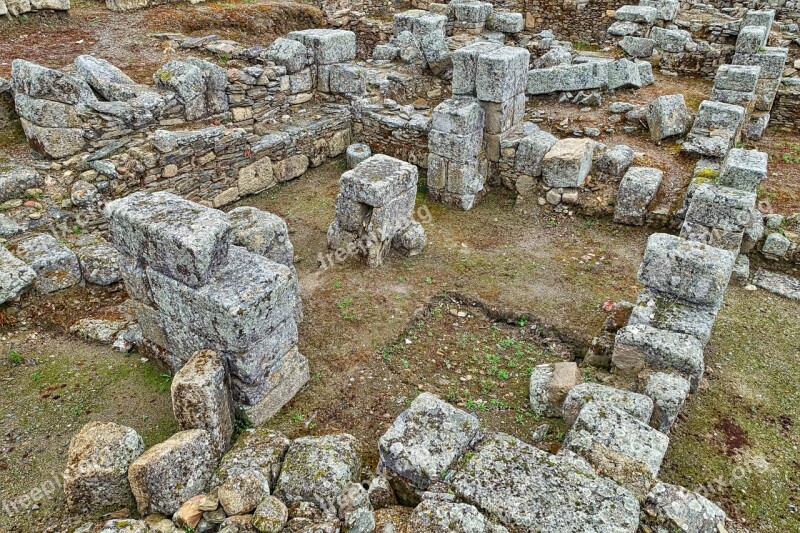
[1,160,797,532]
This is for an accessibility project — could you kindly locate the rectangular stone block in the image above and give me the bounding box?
[328,64,366,95]
[429,129,483,163]
[452,0,493,23]
[754,77,780,111]
[614,166,663,226]
[487,11,524,33]
[713,64,760,93]
[710,88,755,107]
[480,92,525,134]
[541,138,595,188]
[732,48,789,79]
[628,288,719,345]
[515,130,558,177]
[430,96,485,134]
[451,41,502,96]
[608,58,642,90]
[684,183,756,232]
[562,382,654,428]
[226,318,298,385]
[475,46,530,103]
[638,233,736,307]
[339,154,419,207]
[615,5,658,23]
[741,9,775,32]
[526,61,610,95]
[719,148,768,192]
[240,348,310,425]
[104,191,232,288]
[736,26,768,54]
[639,0,679,20]
[286,29,356,65]
[650,27,691,53]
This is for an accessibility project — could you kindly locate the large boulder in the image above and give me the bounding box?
[647,95,692,142]
[128,429,216,516]
[63,422,144,513]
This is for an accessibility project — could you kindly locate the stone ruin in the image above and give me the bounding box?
[1,0,800,531]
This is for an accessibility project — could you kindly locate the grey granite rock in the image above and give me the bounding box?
[265,38,310,74]
[541,138,595,188]
[752,268,800,300]
[562,382,654,428]
[718,148,768,192]
[643,482,727,532]
[614,166,663,226]
[647,94,693,142]
[11,59,95,105]
[514,130,558,177]
[528,362,582,418]
[211,428,290,489]
[287,29,357,65]
[596,144,635,176]
[644,372,690,433]
[74,55,144,101]
[615,5,658,23]
[77,242,122,285]
[0,167,42,202]
[619,36,654,58]
[219,470,271,515]
[475,46,529,103]
[0,246,36,304]
[346,143,372,169]
[628,288,719,345]
[409,500,505,532]
[527,61,610,95]
[16,234,82,293]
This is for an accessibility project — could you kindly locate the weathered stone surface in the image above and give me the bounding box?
[596,144,635,176]
[563,403,670,494]
[239,347,309,425]
[562,382,654,428]
[16,234,82,293]
[287,29,357,65]
[452,1,493,23]
[128,429,215,516]
[409,500,503,532]
[339,154,418,208]
[11,59,94,105]
[541,138,595,188]
[608,58,642,90]
[219,470,271,516]
[647,94,693,142]
[619,36,654,58]
[683,100,746,158]
[273,154,309,183]
[274,433,361,510]
[77,242,122,286]
[736,26,767,54]
[643,482,727,532]
[640,0,679,20]
[452,42,502,95]
[329,64,367,95]
[615,5,658,23]
[106,0,148,11]
[254,496,289,533]
[98,519,149,533]
[212,428,289,489]
[154,58,228,121]
[19,118,86,159]
[488,11,523,33]
[74,55,142,101]
[732,47,788,79]
[70,317,128,344]
[644,372,690,433]
[378,393,479,492]
[105,191,232,288]
[227,207,294,268]
[392,221,427,257]
[650,27,691,53]
[515,130,557,177]
[171,350,234,458]
[638,233,735,307]
[719,148,768,192]
[367,476,396,510]
[628,288,719,345]
[533,46,571,69]
[681,183,756,251]
[528,362,582,418]
[451,432,640,532]
[475,46,530,103]
[752,269,800,301]
[14,93,81,128]
[63,422,144,513]
[0,167,42,202]
[237,158,275,197]
[613,324,704,391]
[346,143,372,170]
[430,96,484,135]
[266,38,309,74]
[614,166,663,226]
[527,61,610,95]
[713,64,760,94]
[0,246,36,304]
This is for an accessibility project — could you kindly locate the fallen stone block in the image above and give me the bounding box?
[238,347,309,425]
[514,130,558,177]
[643,482,727,532]
[741,9,775,33]
[104,191,232,288]
[596,144,635,176]
[475,46,530,103]
[719,148,768,192]
[128,429,216,516]
[562,382,654,428]
[77,242,122,286]
[644,372,690,433]
[615,5,658,23]
[527,61,610,95]
[731,47,789,79]
[613,324,705,391]
[608,58,642,90]
[154,58,228,121]
[628,288,720,345]
[409,500,501,532]
[533,46,572,69]
[762,231,791,259]
[452,0,493,24]
[529,362,582,418]
[563,402,669,495]
[736,26,768,54]
[227,206,294,268]
[619,36,654,58]
[488,11,523,33]
[16,234,82,294]
[212,428,290,489]
[640,0,679,20]
[11,59,95,105]
[171,350,234,458]
[647,94,693,141]
[613,166,663,226]
[637,61,655,86]
[650,27,691,53]
[451,432,640,532]
[0,247,36,304]
[752,268,800,300]
[265,37,309,74]
[64,422,144,513]
[638,233,736,307]
[392,221,427,257]
[541,138,595,188]
[608,21,644,37]
[287,29,357,65]
[74,55,144,102]
[275,433,361,510]
[378,393,479,496]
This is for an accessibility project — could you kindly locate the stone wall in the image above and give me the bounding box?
[771,82,800,128]
[0,0,69,18]
[524,0,638,43]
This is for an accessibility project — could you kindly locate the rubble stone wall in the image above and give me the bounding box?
[524,0,638,43]
[771,84,800,129]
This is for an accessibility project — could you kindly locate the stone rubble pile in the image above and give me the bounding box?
[327,153,427,266]
[104,191,307,425]
[0,0,68,17]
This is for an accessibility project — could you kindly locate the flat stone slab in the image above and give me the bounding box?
[451,432,640,532]
[378,392,480,491]
[339,154,419,207]
[628,288,719,345]
[752,269,800,300]
[562,382,654,428]
[274,433,361,511]
[643,482,727,532]
[527,61,610,95]
[104,191,232,288]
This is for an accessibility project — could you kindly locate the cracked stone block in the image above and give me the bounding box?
[77,242,122,286]
[762,232,791,258]
[11,59,96,105]
[104,191,232,288]
[274,434,361,510]
[615,5,658,23]
[644,372,690,433]
[614,166,663,226]
[638,233,735,307]
[211,428,290,489]
[239,347,309,425]
[608,58,642,90]
[378,393,479,496]
[628,288,719,345]
[736,26,768,54]
[562,382,654,428]
[619,36,654,58]
[128,429,215,516]
[684,100,746,157]
[0,246,36,304]
[452,42,502,95]
[731,47,788,79]
[480,93,525,135]
[719,148,768,192]
[647,94,693,142]
[713,64,760,93]
[541,138,595,188]
[329,64,366,95]
[741,9,775,32]
[431,96,485,134]
[515,130,558,177]
[643,482,727,532]
[227,206,294,268]
[639,0,679,20]
[650,27,691,53]
[451,432,640,532]
[488,11,523,33]
[74,55,146,102]
[527,61,610,95]
[63,422,144,513]
[171,350,234,458]
[265,37,309,74]
[339,154,418,207]
[612,324,705,392]
[452,0,493,23]
[563,402,670,496]
[529,362,582,418]
[596,144,635,176]
[154,58,228,121]
[16,234,82,294]
[392,221,427,257]
[681,183,756,251]
[287,29,356,65]
[475,46,530,103]
[19,119,86,159]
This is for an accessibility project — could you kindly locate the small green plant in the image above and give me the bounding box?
[32,371,43,382]
[292,412,306,422]
[400,358,410,369]
[425,276,434,285]
[336,297,358,320]
[7,350,21,366]
[72,224,82,235]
